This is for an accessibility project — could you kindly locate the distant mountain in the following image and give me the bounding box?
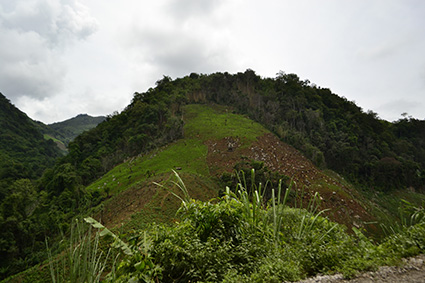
[0,93,61,198]
[41,114,106,149]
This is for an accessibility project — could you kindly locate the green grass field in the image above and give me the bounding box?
[183,104,268,142]
[87,104,267,197]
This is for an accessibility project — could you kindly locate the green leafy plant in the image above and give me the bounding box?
[46,218,111,283]
[54,172,425,282]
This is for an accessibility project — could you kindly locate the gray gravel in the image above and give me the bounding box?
[294,254,425,283]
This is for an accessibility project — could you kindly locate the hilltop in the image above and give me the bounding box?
[2,70,425,281]
[86,104,374,233]
[47,114,106,146]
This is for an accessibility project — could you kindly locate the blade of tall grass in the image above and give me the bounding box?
[153,169,191,209]
[84,217,132,256]
[46,219,111,283]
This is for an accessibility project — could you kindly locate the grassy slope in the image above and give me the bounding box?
[85,104,268,230]
[7,103,425,282]
[86,104,266,193]
[86,104,424,233]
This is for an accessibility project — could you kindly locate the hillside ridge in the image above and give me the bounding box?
[2,70,425,281]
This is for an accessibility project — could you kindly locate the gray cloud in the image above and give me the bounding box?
[129,27,230,76]
[124,0,236,81]
[167,0,224,21]
[0,0,97,101]
[2,0,425,124]
[0,0,98,46]
[376,99,423,122]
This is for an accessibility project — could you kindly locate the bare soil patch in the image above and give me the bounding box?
[206,133,375,229]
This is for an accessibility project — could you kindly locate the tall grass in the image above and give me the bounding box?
[226,168,339,245]
[153,169,191,208]
[381,199,425,236]
[46,218,111,283]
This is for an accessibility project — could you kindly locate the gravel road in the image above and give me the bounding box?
[294,254,425,283]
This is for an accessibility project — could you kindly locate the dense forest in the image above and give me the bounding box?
[1,70,425,279]
[0,93,61,198]
[0,95,103,278]
[64,70,425,192]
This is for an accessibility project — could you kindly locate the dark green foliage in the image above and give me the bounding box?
[0,93,65,278]
[107,187,425,282]
[47,114,106,146]
[163,70,425,191]
[0,93,61,194]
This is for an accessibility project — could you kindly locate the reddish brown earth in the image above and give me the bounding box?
[96,180,157,228]
[94,173,218,229]
[96,132,375,231]
[206,132,375,229]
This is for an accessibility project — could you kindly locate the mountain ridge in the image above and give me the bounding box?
[43,113,106,149]
[2,70,425,280]
[0,93,61,193]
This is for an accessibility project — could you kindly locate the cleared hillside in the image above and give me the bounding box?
[4,71,425,281]
[84,104,375,233]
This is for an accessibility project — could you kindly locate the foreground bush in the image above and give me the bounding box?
[82,173,425,282]
[104,190,389,282]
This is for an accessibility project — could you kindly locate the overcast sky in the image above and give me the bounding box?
[1,0,424,124]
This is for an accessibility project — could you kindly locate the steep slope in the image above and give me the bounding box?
[87,104,373,232]
[0,93,61,197]
[57,71,425,197]
[0,93,63,278]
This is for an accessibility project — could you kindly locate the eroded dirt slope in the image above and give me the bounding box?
[206,132,375,229]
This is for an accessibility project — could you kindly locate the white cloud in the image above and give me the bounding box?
[2,0,425,123]
[376,99,423,122]
[0,0,98,102]
[0,0,98,46]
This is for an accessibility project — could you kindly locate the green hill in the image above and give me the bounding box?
[47,114,106,146]
[7,102,425,282]
[0,93,61,198]
[3,70,425,281]
[85,104,376,230]
[32,70,425,234]
[60,71,425,194]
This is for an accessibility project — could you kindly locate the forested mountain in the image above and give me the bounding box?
[0,93,64,277]
[62,70,425,192]
[46,114,106,146]
[0,93,61,198]
[2,70,425,280]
